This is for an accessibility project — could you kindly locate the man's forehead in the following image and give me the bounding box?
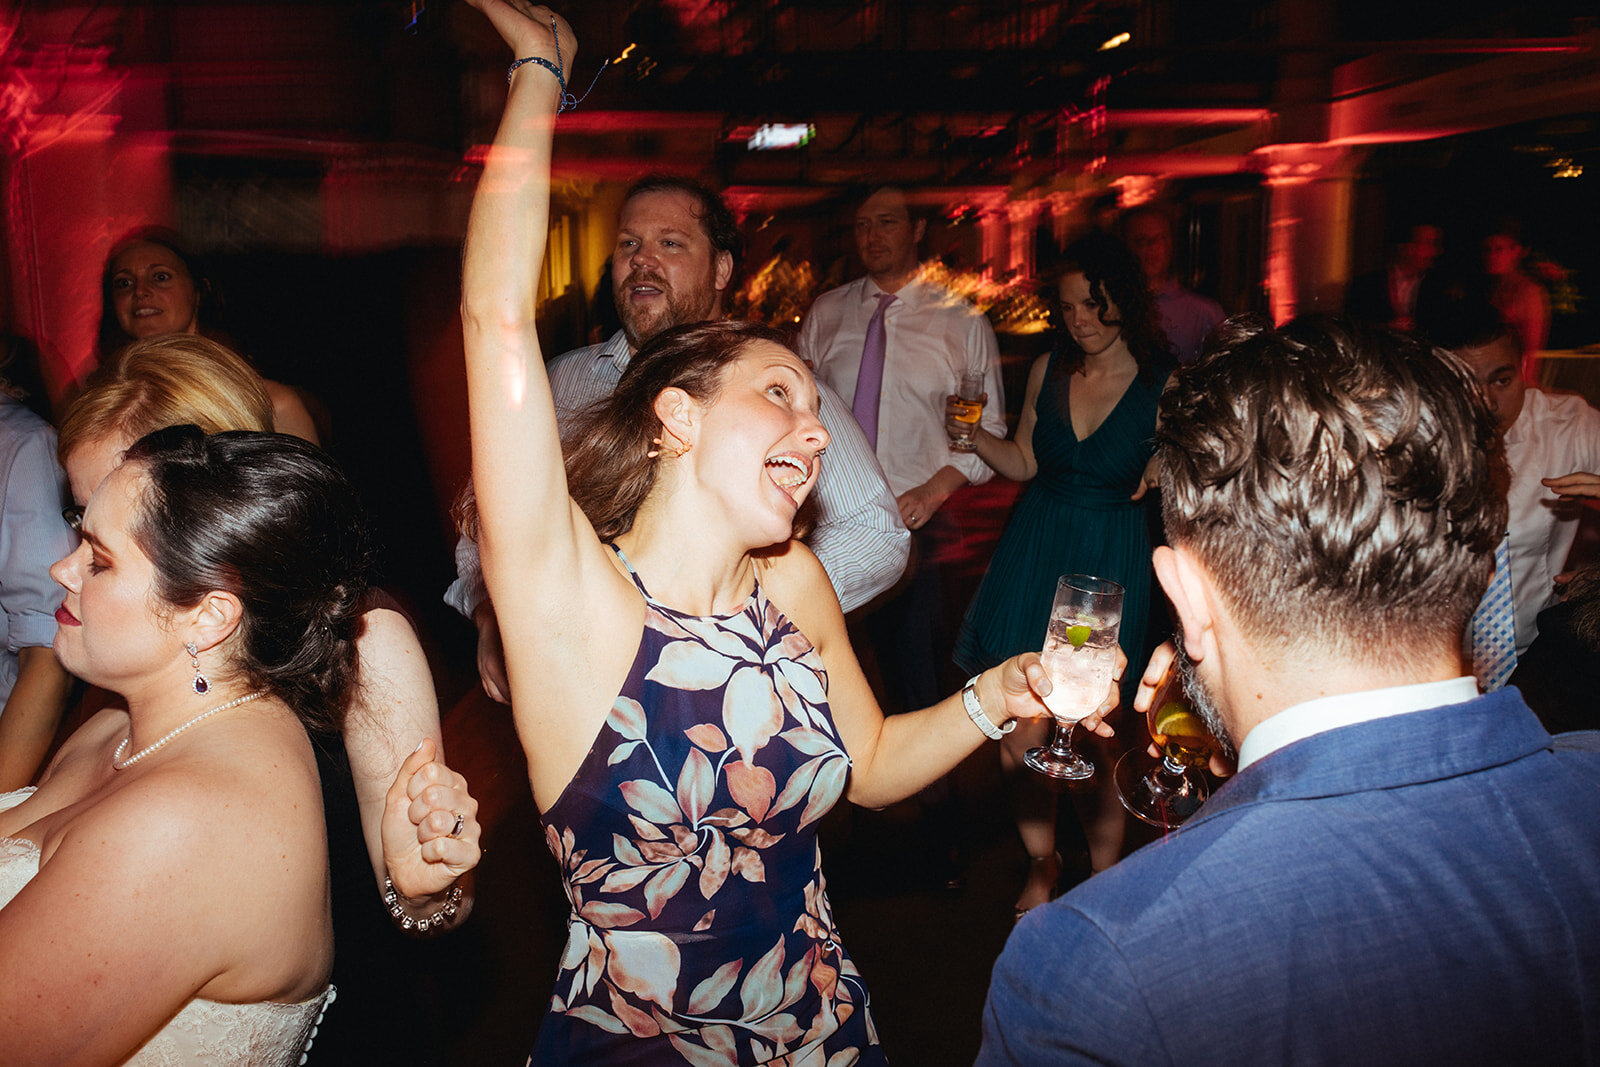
[619,191,707,236]
[856,191,910,221]
[1457,338,1518,378]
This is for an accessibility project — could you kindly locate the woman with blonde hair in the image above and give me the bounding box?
[49,333,480,1059]
[60,335,275,464]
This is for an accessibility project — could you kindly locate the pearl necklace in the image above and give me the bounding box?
[112,690,268,770]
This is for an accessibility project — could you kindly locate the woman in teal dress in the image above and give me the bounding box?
[952,233,1172,915]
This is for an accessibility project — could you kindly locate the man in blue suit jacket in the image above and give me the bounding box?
[979,316,1600,1065]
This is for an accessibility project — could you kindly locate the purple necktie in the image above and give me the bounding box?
[852,292,896,447]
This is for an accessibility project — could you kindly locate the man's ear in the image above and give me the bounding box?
[713,250,734,296]
[912,218,927,246]
[187,590,244,655]
[1153,544,1218,665]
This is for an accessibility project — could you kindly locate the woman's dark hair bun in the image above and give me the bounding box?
[123,425,372,733]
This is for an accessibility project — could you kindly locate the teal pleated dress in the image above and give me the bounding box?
[953,348,1164,704]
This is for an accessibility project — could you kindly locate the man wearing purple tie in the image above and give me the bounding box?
[799,184,1004,741]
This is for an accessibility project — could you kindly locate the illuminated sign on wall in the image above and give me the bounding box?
[748,123,815,150]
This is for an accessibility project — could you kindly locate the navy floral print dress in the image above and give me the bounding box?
[530,549,886,1066]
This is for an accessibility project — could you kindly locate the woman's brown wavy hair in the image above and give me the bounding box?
[457,320,816,545]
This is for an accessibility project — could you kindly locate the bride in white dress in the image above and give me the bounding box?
[0,426,472,1064]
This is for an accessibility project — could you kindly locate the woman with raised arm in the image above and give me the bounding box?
[461,3,1119,1062]
[0,426,470,1064]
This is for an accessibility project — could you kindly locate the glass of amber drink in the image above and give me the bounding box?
[949,370,985,452]
[1114,664,1218,830]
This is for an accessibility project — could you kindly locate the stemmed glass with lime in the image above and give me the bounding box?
[1024,575,1123,782]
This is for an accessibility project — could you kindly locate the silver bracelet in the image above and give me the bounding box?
[963,673,1016,741]
[383,875,462,933]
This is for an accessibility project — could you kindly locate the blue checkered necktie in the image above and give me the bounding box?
[1471,533,1517,692]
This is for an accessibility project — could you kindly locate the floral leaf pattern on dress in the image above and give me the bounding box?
[535,570,881,1065]
[726,759,777,824]
[724,666,786,763]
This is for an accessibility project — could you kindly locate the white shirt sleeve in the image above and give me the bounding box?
[809,383,909,611]
[943,310,1007,487]
[443,534,487,621]
[443,337,624,621]
[1503,389,1600,652]
[0,426,73,654]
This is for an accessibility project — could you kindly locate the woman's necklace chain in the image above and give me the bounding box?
[112,690,269,770]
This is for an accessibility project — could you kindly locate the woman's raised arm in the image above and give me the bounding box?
[460,1,572,573]
[460,3,640,808]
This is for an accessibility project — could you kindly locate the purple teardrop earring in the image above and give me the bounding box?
[187,642,210,695]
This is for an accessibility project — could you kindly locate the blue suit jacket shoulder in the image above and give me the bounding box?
[980,690,1600,1066]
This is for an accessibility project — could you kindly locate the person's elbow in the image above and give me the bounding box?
[834,530,910,613]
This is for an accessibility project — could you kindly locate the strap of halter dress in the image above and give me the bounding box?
[608,543,653,598]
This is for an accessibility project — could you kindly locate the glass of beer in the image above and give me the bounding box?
[1025,574,1123,782]
[949,369,985,452]
[1114,662,1217,830]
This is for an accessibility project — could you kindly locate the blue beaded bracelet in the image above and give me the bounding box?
[506,15,609,115]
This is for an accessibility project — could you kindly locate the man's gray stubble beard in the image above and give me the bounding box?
[1170,628,1238,762]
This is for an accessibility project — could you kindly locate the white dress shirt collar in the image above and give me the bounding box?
[1236,676,1480,771]
[862,272,934,310]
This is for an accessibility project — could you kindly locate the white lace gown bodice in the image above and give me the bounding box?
[0,788,334,1066]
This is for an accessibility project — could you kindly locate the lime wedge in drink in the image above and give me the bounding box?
[1154,702,1206,741]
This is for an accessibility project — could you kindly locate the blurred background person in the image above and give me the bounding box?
[800,185,1006,712]
[1120,202,1223,364]
[1419,294,1600,666]
[96,227,323,444]
[0,359,75,792]
[952,233,1172,910]
[799,183,1006,889]
[1343,219,1442,333]
[1482,217,1550,385]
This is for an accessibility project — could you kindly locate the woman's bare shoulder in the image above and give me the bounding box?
[264,379,321,444]
[756,541,844,644]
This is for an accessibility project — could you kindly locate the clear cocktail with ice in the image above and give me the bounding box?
[1025,575,1124,781]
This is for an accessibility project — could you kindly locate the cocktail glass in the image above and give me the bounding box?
[1024,574,1123,782]
[1114,666,1217,830]
[949,369,985,452]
